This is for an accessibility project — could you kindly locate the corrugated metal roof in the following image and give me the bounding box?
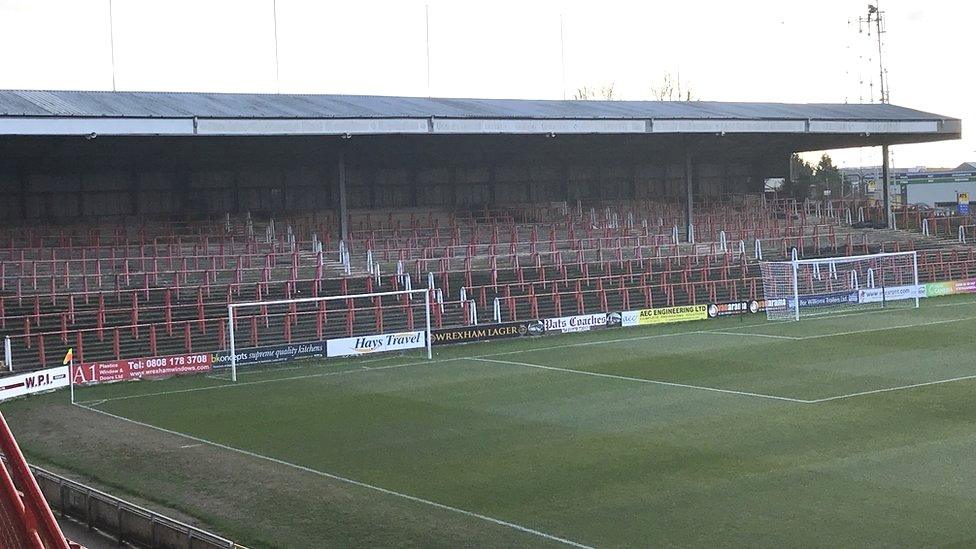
[0,90,957,121]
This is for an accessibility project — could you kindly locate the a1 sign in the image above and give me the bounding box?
[72,353,211,385]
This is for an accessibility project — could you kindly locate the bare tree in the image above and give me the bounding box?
[573,86,595,100]
[573,83,616,100]
[650,72,696,101]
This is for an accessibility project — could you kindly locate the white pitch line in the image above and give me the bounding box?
[74,403,593,549]
[707,296,976,335]
[209,354,401,380]
[703,330,801,340]
[469,357,813,404]
[701,311,976,342]
[809,373,976,403]
[76,300,976,408]
[77,358,450,406]
[480,328,720,357]
[79,330,714,406]
[798,314,976,340]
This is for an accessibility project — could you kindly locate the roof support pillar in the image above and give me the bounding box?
[685,146,694,243]
[18,169,28,220]
[338,152,348,242]
[882,144,892,228]
[487,165,497,206]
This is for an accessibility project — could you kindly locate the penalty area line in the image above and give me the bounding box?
[797,315,976,340]
[809,373,976,403]
[702,330,801,340]
[73,403,594,549]
[81,358,455,405]
[469,357,813,404]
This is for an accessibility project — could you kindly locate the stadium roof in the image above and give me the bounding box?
[0,90,961,144]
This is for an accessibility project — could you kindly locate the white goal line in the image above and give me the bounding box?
[76,297,976,408]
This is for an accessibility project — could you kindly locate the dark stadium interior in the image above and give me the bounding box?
[1,129,931,221]
[0,133,798,220]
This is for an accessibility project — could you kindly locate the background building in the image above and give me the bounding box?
[842,162,976,211]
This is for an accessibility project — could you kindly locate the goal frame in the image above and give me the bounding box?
[764,250,919,321]
[227,287,433,382]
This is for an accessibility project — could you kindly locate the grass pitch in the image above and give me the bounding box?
[5,295,976,547]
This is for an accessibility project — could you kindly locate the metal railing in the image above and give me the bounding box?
[28,463,242,549]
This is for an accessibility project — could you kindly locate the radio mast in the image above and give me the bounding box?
[857,3,889,103]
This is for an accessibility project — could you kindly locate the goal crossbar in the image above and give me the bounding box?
[760,251,919,321]
[227,287,433,382]
[762,250,919,265]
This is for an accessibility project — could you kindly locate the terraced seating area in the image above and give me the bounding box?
[2,197,974,372]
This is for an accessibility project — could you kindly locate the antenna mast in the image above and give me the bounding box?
[857,3,889,103]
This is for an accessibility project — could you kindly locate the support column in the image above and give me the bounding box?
[450,167,459,207]
[630,164,639,199]
[684,147,694,242]
[408,168,419,207]
[232,170,241,214]
[338,153,348,241]
[177,171,192,214]
[128,171,139,216]
[487,165,497,206]
[881,144,892,228]
[560,166,570,202]
[18,170,29,220]
[368,167,378,209]
[76,174,86,218]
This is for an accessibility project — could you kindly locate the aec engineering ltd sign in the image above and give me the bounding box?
[622,305,708,326]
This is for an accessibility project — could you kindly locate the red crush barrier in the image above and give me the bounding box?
[131,292,139,339]
[149,324,157,356]
[375,296,384,332]
[183,322,192,353]
[0,411,72,549]
[76,331,85,364]
[37,334,45,367]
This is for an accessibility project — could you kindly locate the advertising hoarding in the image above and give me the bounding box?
[432,321,544,345]
[543,314,610,333]
[326,331,426,358]
[211,341,327,369]
[72,353,211,385]
[0,366,69,402]
[621,305,708,327]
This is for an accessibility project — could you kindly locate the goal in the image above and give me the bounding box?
[759,251,920,321]
[225,288,432,381]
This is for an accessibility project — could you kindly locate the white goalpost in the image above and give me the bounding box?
[759,251,920,321]
[226,287,433,382]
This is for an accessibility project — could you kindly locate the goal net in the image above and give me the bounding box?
[759,251,920,321]
[224,288,432,381]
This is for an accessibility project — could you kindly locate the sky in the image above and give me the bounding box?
[0,0,972,170]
